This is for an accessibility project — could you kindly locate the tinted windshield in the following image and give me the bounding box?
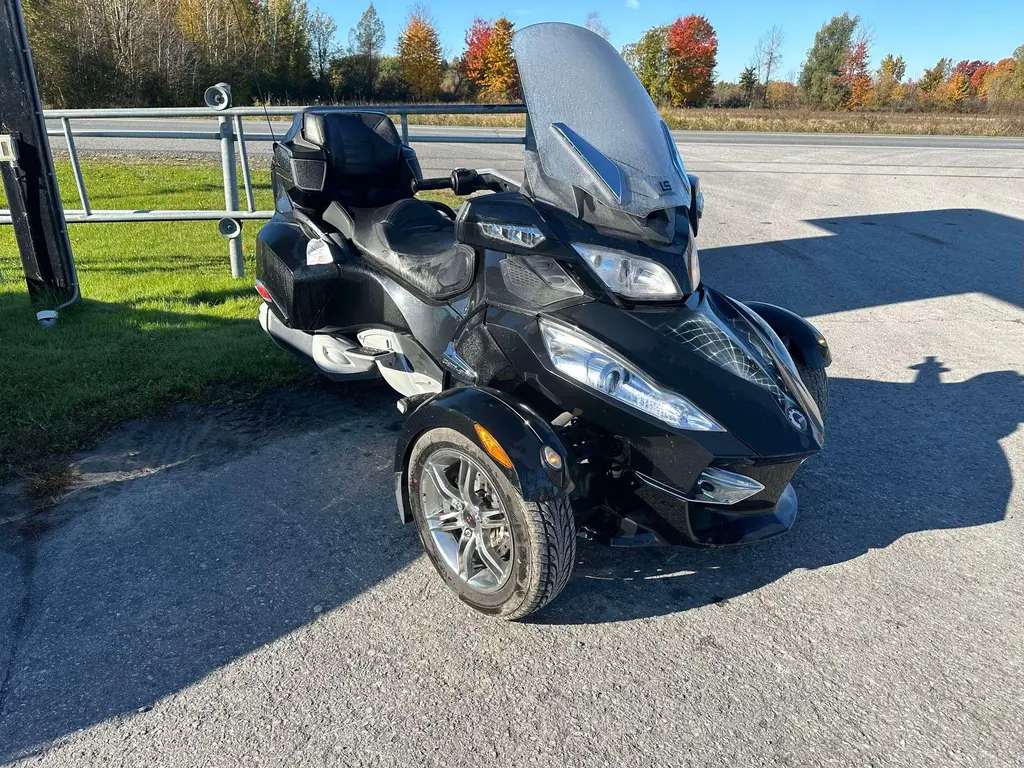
[513,22,690,219]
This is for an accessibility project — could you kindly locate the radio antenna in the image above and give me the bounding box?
[229,0,277,142]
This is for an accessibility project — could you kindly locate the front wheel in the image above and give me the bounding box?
[408,427,576,620]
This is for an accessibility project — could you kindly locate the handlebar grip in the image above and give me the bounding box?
[412,177,451,192]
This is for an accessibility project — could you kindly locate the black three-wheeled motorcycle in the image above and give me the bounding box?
[254,22,831,619]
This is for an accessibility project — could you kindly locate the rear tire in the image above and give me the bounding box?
[408,427,575,620]
[797,363,829,420]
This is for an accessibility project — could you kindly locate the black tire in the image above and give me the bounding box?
[797,363,829,420]
[407,427,575,620]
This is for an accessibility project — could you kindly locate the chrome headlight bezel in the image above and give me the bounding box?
[538,317,724,432]
[686,228,700,293]
[572,243,683,301]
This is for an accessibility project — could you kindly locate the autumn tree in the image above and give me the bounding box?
[984,46,1024,105]
[464,18,493,87]
[799,12,859,108]
[622,26,671,104]
[665,15,718,107]
[584,11,609,40]
[765,80,798,109]
[840,32,871,108]
[397,5,442,101]
[970,64,994,96]
[349,3,386,98]
[481,16,518,101]
[874,53,906,105]
[953,60,988,83]
[946,71,971,107]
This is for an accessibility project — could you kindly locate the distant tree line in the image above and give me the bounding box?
[22,2,1024,112]
[626,12,1024,113]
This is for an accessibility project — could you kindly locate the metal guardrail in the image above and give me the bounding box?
[0,98,528,278]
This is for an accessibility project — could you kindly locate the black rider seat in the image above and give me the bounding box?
[338,199,474,300]
[301,110,474,300]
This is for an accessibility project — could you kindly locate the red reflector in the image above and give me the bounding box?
[255,282,273,303]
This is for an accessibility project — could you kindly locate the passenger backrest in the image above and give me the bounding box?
[302,111,413,208]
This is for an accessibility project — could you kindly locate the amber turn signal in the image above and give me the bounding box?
[474,424,513,469]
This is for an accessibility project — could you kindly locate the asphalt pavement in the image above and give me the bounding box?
[43,116,1024,164]
[1,134,1022,766]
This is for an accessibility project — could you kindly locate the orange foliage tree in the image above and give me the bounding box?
[464,18,493,85]
[665,15,718,106]
[481,16,518,101]
[841,35,872,108]
[397,6,443,101]
[946,71,971,107]
[970,64,993,96]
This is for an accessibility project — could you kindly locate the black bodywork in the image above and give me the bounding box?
[256,107,831,550]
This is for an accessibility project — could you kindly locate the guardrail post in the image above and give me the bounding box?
[218,116,243,278]
[60,117,90,215]
[400,113,409,146]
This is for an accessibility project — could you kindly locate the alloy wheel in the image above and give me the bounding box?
[419,448,514,593]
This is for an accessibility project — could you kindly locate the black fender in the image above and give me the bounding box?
[393,387,575,524]
[743,301,832,369]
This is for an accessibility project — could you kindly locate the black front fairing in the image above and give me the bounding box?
[546,288,824,459]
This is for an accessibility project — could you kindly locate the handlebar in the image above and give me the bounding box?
[411,176,452,193]
[411,168,519,197]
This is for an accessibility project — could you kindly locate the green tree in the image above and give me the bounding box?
[879,53,906,82]
[739,66,759,104]
[874,53,906,105]
[622,26,670,104]
[1009,44,1024,97]
[308,9,338,86]
[919,57,952,97]
[349,3,386,98]
[798,12,859,108]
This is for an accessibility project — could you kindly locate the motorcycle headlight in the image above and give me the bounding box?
[539,318,724,432]
[573,243,682,301]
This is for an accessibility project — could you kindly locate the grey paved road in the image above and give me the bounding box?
[1,136,1023,766]
[44,116,1024,161]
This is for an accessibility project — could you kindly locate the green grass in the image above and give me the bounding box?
[0,160,464,480]
[0,161,472,480]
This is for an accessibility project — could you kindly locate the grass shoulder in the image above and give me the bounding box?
[0,160,313,481]
[401,106,1022,137]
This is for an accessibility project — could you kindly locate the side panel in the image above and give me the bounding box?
[255,217,339,329]
[743,301,832,369]
[393,387,575,523]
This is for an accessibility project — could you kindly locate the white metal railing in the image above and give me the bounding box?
[0,98,528,278]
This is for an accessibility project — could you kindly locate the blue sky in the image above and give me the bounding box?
[315,0,1023,83]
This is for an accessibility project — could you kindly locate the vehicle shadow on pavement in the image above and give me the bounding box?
[0,381,413,762]
[701,208,1024,313]
[540,360,1022,624]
